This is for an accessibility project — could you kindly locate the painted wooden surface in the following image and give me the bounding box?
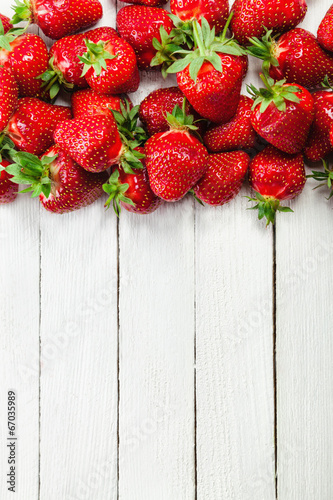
[0,0,332,499]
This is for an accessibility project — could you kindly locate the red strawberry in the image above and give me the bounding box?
[247,28,333,89]
[0,33,49,98]
[193,150,250,206]
[0,14,13,33]
[6,98,71,155]
[317,4,333,52]
[203,95,257,152]
[71,89,131,119]
[248,145,306,225]
[170,0,229,34]
[6,145,108,213]
[304,90,333,161]
[248,74,314,155]
[116,6,173,70]
[79,29,140,94]
[167,17,247,123]
[0,159,18,204]
[11,0,103,40]
[144,103,209,201]
[139,86,205,137]
[0,67,18,132]
[230,0,307,46]
[119,0,167,5]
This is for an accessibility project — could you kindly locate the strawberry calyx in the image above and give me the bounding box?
[10,0,32,25]
[246,29,280,73]
[79,39,116,77]
[151,21,185,78]
[0,19,28,51]
[246,192,293,226]
[307,159,333,200]
[103,169,135,216]
[37,56,74,100]
[0,135,16,163]
[166,99,198,132]
[247,72,300,113]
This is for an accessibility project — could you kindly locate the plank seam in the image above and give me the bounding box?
[273,224,278,500]
[38,204,42,500]
[194,201,197,500]
[117,216,120,500]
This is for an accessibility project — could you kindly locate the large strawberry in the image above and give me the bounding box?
[193,151,250,206]
[203,95,257,152]
[0,159,18,204]
[167,17,247,123]
[6,145,108,213]
[317,4,333,53]
[144,103,209,201]
[170,0,229,34]
[247,28,333,89]
[5,98,71,156]
[304,89,333,162]
[0,66,18,132]
[230,0,307,45]
[71,89,130,119]
[247,145,306,225]
[119,0,167,6]
[10,0,103,40]
[79,28,139,94]
[248,73,314,154]
[116,6,173,70]
[0,32,49,98]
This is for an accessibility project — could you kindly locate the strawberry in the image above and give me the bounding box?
[0,66,18,132]
[103,155,163,215]
[304,89,333,162]
[193,150,250,206]
[167,17,247,123]
[317,4,333,53]
[139,86,205,137]
[247,28,333,89]
[119,0,167,6]
[230,0,307,46]
[10,0,103,40]
[79,28,140,94]
[170,0,229,34]
[203,95,257,152]
[0,14,13,33]
[0,32,49,98]
[144,103,209,201]
[71,89,131,119]
[0,159,18,204]
[6,145,108,213]
[6,98,71,156]
[116,6,173,70]
[248,73,314,155]
[247,145,306,225]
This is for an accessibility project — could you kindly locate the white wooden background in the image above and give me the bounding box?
[0,0,332,498]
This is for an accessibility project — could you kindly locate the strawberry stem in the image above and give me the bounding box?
[103,169,135,216]
[246,192,293,226]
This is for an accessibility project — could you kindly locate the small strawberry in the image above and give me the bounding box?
[247,145,306,225]
[170,0,229,34]
[0,159,18,204]
[0,66,18,132]
[71,89,130,119]
[247,28,333,89]
[119,0,167,6]
[304,88,333,162]
[144,102,209,201]
[6,98,72,156]
[0,14,13,33]
[307,159,333,199]
[79,29,140,94]
[193,150,250,206]
[248,73,314,155]
[10,0,103,40]
[116,6,173,71]
[317,4,333,53]
[167,16,247,123]
[139,86,205,137]
[6,145,108,213]
[230,0,307,46]
[203,95,257,152]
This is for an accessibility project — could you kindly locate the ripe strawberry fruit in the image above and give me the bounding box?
[167,17,247,123]
[6,98,72,155]
[0,14,13,33]
[71,89,130,119]
[247,28,333,89]
[11,0,103,40]
[193,151,250,206]
[317,4,333,53]
[116,6,173,70]
[248,145,306,225]
[203,95,257,152]
[6,145,108,213]
[119,0,167,5]
[304,89,333,162]
[230,0,307,45]
[144,103,209,201]
[248,74,314,155]
[0,159,18,204]
[170,0,229,34]
[0,67,18,132]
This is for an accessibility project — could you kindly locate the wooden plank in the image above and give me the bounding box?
[276,2,333,499]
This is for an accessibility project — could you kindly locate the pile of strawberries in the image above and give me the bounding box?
[1,0,333,224]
